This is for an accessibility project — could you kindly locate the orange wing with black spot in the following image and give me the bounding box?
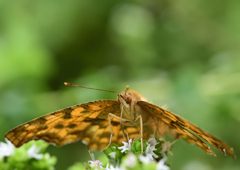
[138,101,235,159]
[5,100,145,150]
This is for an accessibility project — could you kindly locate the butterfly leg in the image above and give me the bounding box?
[105,113,130,150]
[134,115,143,154]
[119,105,126,142]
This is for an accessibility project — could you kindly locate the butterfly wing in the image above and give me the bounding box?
[5,100,121,149]
[138,101,235,158]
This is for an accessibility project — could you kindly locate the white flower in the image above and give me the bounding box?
[118,139,132,153]
[145,138,159,160]
[147,138,158,146]
[156,159,169,170]
[88,160,104,168]
[160,141,174,157]
[138,155,154,164]
[109,152,116,159]
[122,153,136,167]
[27,145,43,160]
[0,139,15,159]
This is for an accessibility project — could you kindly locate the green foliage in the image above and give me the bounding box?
[103,143,125,161]
[131,138,147,155]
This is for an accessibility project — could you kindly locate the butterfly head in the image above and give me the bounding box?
[117,85,143,105]
[118,92,132,105]
[117,90,144,120]
[119,90,143,103]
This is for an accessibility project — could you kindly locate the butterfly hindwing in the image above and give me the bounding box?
[137,100,235,158]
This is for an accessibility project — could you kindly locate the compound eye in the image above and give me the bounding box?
[125,95,132,104]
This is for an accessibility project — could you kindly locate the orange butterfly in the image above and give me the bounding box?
[5,83,235,158]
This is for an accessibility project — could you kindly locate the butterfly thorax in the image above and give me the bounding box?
[117,91,148,123]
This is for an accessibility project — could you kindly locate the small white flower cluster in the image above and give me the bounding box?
[0,138,43,160]
[117,137,172,161]
[139,155,169,170]
[0,138,14,159]
[108,152,117,159]
[118,138,132,153]
[89,153,169,170]
[145,138,159,160]
[103,137,171,170]
[160,138,177,157]
[87,137,173,170]
[88,160,104,169]
[27,145,43,159]
[156,159,170,170]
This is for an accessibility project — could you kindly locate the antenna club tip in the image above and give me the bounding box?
[64,82,70,86]
[125,85,130,93]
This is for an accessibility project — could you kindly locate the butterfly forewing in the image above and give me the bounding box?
[138,100,235,158]
[5,100,120,148]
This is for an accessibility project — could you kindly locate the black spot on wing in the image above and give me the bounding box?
[68,123,77,129]
[80,110,90,113]
[69,130,83,136]
[37,117,48,124]
[62,108,72,119]
[54,123,64,129]
[38,125,48,131]
[81,104,90,110]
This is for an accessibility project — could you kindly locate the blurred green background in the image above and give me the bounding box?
[0,0,239,169]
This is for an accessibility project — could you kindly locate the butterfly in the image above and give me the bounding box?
[5,83,235,158]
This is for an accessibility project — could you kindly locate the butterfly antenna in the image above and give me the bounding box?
[64,82,119,94]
